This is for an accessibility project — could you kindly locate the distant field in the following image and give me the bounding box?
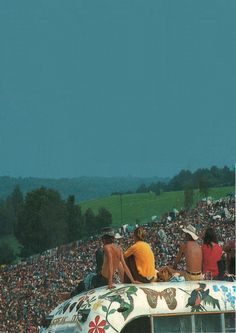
[80,186,234,227]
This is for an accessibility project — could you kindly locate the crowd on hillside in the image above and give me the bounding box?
[0,195,235,332]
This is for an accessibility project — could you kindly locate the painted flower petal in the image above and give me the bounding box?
[213,285,219,292]
[98,328,105,333]
[95,315,100,324]
[99,320,106,326]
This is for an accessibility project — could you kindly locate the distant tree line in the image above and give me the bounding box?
[136,166,234,195]
[0,175,162,202]
[0,186,112,263]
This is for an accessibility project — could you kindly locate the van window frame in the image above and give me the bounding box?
[119,311,235,333]
[151,311,235,333]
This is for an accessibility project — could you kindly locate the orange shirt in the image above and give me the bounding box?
[124,240,156,278]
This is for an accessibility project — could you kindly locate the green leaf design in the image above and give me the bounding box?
[102,305,108,313]
[121,301,134,320]
[100,286,138,323]
[103,294,123,306]
[127,294,134,308]
[126,286,138,295]
[104,325,110,330]
[99,290,117,300]
[99,287,125,299]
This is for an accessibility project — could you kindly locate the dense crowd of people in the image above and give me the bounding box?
[0,195,235,332]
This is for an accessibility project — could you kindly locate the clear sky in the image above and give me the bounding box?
[0,0,235,178]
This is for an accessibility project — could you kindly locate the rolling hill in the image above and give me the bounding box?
[80,186,234,227]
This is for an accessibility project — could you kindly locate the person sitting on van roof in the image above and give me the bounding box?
[124,226,156,283]
[99,227,141,289]
[223,239,235,275]
[173,224,203,281]
[202,227,223,279]
[70,227,139,295]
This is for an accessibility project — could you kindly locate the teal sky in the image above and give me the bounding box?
[0,0,235,178]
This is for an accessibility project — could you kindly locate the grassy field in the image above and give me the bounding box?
[80,186,234,227]
[0,186,234,262]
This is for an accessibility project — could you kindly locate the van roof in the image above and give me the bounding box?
[47,281,236,333]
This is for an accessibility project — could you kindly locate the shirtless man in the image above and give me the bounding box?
[100,227,140,289]
[173,224,203,281]
[69,228,139,297]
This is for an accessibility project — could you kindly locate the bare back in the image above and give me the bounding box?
[102,243,122,279]
[184,241,202,272]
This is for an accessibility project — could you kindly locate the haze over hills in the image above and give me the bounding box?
[0,176,167,202]
[0,165,234,202]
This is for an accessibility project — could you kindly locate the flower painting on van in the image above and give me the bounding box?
[213,284,236,310]
[88,315,107,333]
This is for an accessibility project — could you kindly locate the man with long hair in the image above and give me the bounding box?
[124,226,156,283]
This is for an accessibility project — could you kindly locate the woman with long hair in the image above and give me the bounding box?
[202,227,222,279]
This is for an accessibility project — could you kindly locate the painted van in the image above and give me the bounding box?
[45,281,235,333]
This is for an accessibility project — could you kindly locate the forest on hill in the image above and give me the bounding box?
[0,186,113,263]
[135,165,234,195]
[0,165,234,264]
[0,165,234,202]
[0,175,164,202]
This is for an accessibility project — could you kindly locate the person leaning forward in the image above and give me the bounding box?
[173,224,203,281]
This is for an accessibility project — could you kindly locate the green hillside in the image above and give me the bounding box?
[0,186,234,263]
[80,186,234,227]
